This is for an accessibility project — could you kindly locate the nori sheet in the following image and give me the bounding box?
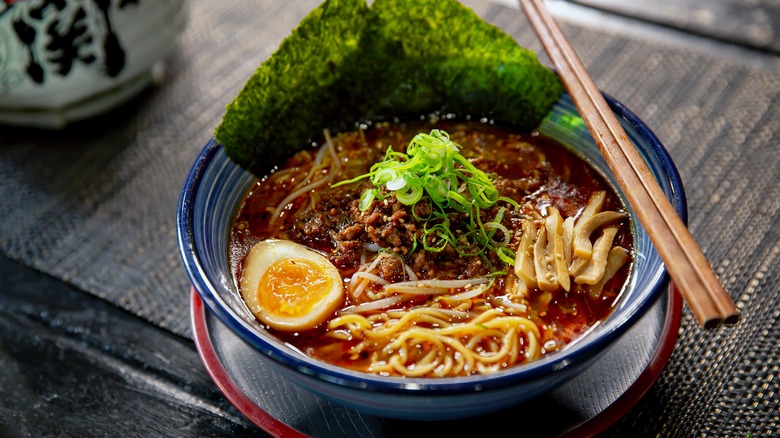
[214,0,564,176]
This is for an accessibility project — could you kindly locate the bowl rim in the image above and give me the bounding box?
[177,91,687,394]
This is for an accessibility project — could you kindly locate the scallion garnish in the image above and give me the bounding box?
[333,129,518,272]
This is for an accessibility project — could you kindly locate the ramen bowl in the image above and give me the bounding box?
[177,92,686,421]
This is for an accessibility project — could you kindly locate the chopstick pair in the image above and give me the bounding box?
[517,0,740,328]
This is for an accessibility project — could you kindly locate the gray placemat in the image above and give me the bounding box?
[568,0,780,54]
[1,0,778,436]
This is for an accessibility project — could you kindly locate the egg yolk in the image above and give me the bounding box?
[257,258,334,317]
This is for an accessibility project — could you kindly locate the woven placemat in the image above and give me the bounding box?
[1,0,777,436]
[568,0,780,54]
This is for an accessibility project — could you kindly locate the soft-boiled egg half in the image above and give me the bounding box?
[239,239,344,332]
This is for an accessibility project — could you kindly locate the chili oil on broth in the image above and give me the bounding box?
[229,116,633,377]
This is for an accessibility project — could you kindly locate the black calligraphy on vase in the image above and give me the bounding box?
[1,0,140,86]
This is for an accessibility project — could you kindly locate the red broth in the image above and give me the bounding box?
[230,118,632,376]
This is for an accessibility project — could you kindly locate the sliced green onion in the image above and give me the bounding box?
[359,191,375,211]
[333,129,520,271]
[396,183,423,205]
[484,222,511,246]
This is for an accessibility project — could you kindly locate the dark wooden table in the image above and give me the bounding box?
[2,1,779,436]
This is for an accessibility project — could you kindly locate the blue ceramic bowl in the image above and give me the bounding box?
[177,92,686,421]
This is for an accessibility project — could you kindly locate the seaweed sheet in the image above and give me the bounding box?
[215,0,564,176]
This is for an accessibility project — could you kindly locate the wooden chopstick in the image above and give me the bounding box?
[518,0,740,328]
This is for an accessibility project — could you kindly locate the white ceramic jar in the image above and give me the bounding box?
[0,0,185,128]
